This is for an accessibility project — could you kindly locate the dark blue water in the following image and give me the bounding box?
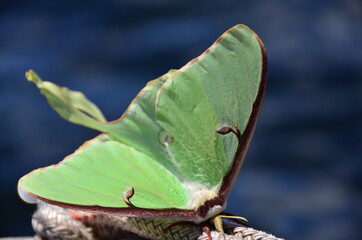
[0,1,361,239]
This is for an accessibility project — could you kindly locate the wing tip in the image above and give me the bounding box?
[17,180,39,204]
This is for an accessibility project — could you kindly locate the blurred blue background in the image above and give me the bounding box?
[0,0,361,239]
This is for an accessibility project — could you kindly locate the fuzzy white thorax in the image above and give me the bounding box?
[183,181,225,222]
[182,181,221,209]
[193,204,226,223]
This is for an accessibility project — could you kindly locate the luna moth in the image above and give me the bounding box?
[18,24,267,225]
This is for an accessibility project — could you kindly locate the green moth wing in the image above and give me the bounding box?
[21,135,189,209]
[18,24,267,221]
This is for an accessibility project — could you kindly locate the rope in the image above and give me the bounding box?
[32,203,283,240]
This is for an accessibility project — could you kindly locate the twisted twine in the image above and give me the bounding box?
[32,203,283,240]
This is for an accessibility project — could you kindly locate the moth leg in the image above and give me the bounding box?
[201,225,213,240]
[68,209,96,221]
